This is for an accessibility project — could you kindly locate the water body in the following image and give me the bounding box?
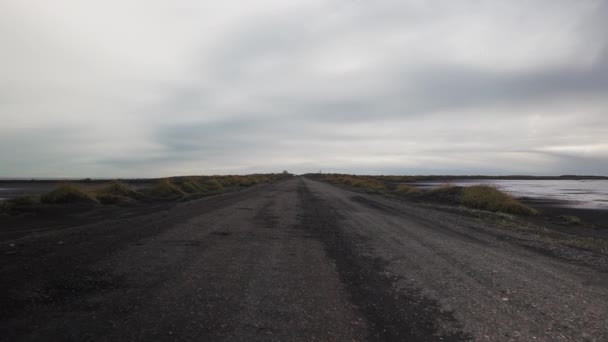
[0,188,16,201]
[413,179,608,210]
[0,183,61,201]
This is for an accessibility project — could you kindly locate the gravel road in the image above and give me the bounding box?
[2,178,607,341]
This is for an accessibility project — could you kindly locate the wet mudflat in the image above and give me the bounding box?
[1,178,608,341]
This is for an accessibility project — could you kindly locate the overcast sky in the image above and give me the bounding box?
[1,0,607,177]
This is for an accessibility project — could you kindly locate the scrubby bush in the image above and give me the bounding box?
[179,178,205,194]
[326,175,386,192]
[394,184,421,196]
[202,179,224,192]
[7,195,41,206]
[460,185,537,215]
[0,195,41,214]
[321,174,537,216]
[95,182,141,199]
[147,179,186,198]
[41,185,98,204]
[424,184,463,203]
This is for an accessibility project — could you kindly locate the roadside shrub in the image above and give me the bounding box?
[41,185,98,204]
[96,182,141,199]
[352,178,384,191]
[179,179,205,194]
[236,176,256,187]
[461,185,537,216]
[1,195,41,214]
[7,195,41,206]
[147,179,186,198]
[327,175,386,192]
[202,179,224,192]
[394,184,421,196]
[424,184,462,203]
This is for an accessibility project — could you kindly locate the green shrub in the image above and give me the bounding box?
[394,184,421,196]
[1,195,41,214]
[202,179,224,192]
[147,179,186,198]
[423,184,462,203]
[352,178,381,190]
[327,175,386,191]
[7,195,41,206]
[96,182,141,199]
[41,185,98,204]
[179,179,205,194]
[461,185,537,215]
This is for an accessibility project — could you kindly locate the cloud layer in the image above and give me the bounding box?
[1,0,607,177]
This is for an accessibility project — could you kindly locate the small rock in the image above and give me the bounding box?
[9,243,15,248]
[502,297,509,302]
[57,241,64,245]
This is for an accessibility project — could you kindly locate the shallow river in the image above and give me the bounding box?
[413,179,608,210]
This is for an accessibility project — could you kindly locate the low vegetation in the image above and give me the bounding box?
[561,236,608,255]
[146,179,189,198]
[310,174,536,216]
[201,179,224,192]
[95,182,142,199]
[178,178,206,194]
[7,194,41,206]
[394,184,421,196]
[420,184,537,215]
[394,183,533,215]
[460,185,537,216]
[322,175,386,192]
[0,194,41,214]
[1,173,293,214]
[41,184,98,204]
[556,215,582,225]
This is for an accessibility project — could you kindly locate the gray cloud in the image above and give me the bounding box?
[1,0,607,177]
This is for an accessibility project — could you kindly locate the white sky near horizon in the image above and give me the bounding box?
[1,0,607,177]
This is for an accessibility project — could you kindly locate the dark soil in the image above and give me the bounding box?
[1,178,607,341]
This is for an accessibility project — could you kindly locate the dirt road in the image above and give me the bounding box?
[2,178,608,341]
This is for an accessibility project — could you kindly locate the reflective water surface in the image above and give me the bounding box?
[414,179,608,210]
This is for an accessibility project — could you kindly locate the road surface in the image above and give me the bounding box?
[1,178,607,341]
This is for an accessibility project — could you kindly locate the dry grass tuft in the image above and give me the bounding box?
[424,184,463,202]
[179,178,206,194]
[319,174,536,216]
[1,195,41,213]
[147,179,186,198]
[556,215,582,225]
[201,179,224,192]
[394,184,422,196]
[326,175,386,192]
[7,195,41,206]
[95,182,141,199]
[461,185,537,216]
[41,184,98,204]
